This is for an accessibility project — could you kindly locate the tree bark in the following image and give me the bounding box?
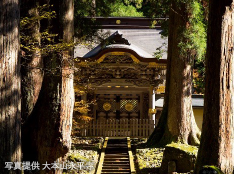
[0,0,21,173]
[148,0,201,146]
[20,0,44,167]
[22,1,74,173]
[195,1,234,173]
[21,0,43,122]
[37,0,75,171]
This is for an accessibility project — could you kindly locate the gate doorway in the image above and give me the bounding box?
[96,93,141,120]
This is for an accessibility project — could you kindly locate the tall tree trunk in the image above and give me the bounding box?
[22,0,74,173]
[20,0,44,164]
[148,0,201,146]
[195,1,234,173]
[0,0,21,173]
[21,0,43,122]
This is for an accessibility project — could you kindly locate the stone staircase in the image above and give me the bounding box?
[99,138,133,174]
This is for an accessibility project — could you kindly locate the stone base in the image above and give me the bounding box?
[159,143,198,174]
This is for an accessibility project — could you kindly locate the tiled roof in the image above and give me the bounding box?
[74,29,167,59]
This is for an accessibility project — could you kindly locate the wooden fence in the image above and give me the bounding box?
[80,119,155,138]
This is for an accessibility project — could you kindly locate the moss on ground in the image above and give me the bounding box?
[134,138,165,174]
[63,137,103,174]
[201,165,224,174]
[136,148,165,170]
[166,143,198,155]
[134,139,199,174]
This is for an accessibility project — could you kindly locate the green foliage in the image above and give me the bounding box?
[75,0,143,17]
[74,0,144,45]
[193,60,205,94]
[123,0,143,8]
[75,0,112,17]
[154,42,167,59]
[139,0,207,93]
[20,4,77,56]
[110,1,143,17]
[176,0,207,93]
[139,0,170,18]
[178,1,207,62]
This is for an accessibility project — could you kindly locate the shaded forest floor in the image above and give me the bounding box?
[131,138,193,174]
[65,137,104,174]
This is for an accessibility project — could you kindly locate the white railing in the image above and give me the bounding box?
[80,118,155,138]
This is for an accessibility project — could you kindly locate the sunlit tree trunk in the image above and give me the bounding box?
[21,0,43,122]
[20,0,44,165]
[195,1,234,173]
[36,1,75,172]
[0,0,21,173]
[148,0,201,146]
[22,1,74,173]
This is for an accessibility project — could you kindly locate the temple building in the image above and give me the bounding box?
[74,17,204,137]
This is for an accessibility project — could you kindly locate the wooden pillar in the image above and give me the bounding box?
[149,86,156,123]
[93,91,97,121]
[140,93,143,119]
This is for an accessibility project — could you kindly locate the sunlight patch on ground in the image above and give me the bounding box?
[135,147,165,174]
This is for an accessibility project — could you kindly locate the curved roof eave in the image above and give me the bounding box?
[78,46,167,63]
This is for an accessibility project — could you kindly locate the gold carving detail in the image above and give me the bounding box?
[156,86,165,93]
[116,20,121,24]
[149,108,157,114]
[125,103,134,112]
[148,62,166,69]
[96,52,140,63]
[103,102,111,111]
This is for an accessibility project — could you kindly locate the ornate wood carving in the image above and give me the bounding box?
[90,79,112,86]
[76,54,165,87]
[102,55,133,63]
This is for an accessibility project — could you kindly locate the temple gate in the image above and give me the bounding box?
[75,31,167,137]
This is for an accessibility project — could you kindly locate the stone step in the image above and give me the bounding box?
[104,157,129,160]
[102,166,130,169]
[102,169,130,172]
[103,163,130,166]
[100,138,132,174]
[106,147,128,149]
[104,160,129,163]
[105,154,129,156]
[101,172,131,174]
[105,151,128,154]
[103,161,130,165]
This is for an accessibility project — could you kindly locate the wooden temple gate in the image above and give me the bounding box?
[75,31,167,138]
[80,118,155,138]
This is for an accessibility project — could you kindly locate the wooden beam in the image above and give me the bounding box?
[127,137,136,174]
[96,137,108,174]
